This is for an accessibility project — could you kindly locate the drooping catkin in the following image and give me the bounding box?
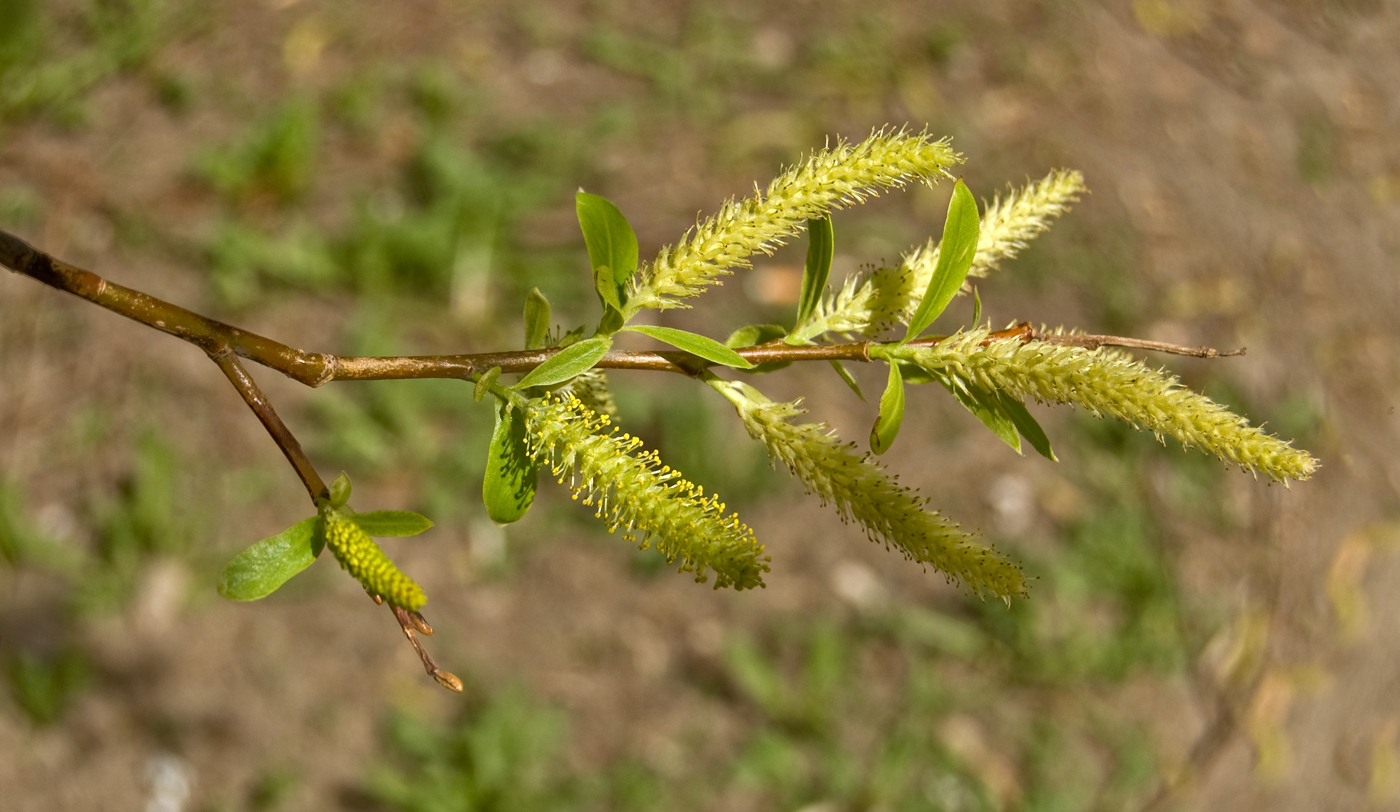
[521,393,770,590]
[712,380,1028,601]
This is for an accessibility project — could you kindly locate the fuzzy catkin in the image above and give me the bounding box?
[713,380,1028,601]
[627,129,960,313]
[791,170,1085,342]
[522,393,770,590]
[322,508,426,610]
[913,331,1318,482]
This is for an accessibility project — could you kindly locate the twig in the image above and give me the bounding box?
[389,604,463,692]
[1023,323,1245,358]
[210,350,326,503]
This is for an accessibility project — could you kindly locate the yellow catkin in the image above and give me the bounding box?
[711,379,1028,601]
[522,393,770,590]
[627,129,960,313]
[322,507,426,611]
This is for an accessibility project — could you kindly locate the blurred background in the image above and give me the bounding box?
[0,1,1395,810]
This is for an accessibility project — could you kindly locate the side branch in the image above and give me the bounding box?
[211,350,327,502]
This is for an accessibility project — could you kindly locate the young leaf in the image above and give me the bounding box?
[474,366,502,402]
[724,323,788,348]
[353,510,435,537]
[483,402,539,524]
[725,324,791,373]
[870,363,906,455]
[905,178,980,342]
[829,360,865,401]
[576,191,639,296]
[217,516,319,601]
[517,336,612,389]
[593,263,623,313]
[329,472,352,508]
[524,288,551,350]
[796,216,834,326]
[999,395,1057,461]
[940,379,1021,454]
[623,325,755,369]
[895,360,939,385]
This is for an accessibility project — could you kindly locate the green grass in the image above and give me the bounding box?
[0,0,175,125]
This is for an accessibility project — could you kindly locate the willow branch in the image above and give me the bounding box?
[2,228,1242,388]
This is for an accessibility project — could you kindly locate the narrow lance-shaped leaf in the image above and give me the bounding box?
[829,360,864,401]
[999,395,1057,461]
[870,363,906,455]
[793,216,834,330]
[353,510,435,537]
[483,401,539,524]
[577,191,639,308]
[905,178,980,342]
[623,325,755,369]
[517,336,612,389]
[940,378,1021,454]
[524,288,551,350]
[217,516,320,601]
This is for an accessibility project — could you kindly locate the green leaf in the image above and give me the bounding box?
[796,216,833,326]
[217,516,319,601]
[328,472,351,508]
[724,324,791,373]
[905,178,980,342]
[576,190,639,296]
[971,285,983,326]
[724,323,788,348]
[940,378,1021,454]
[483,401,539,524]
[1000,395,1057,461]
[870,363,906,455]
[895,360,939,385]
[593,263,623,313]
[523,288,551,350]
[560,324,587,346]
[623,325,755,369]
[353,510,435,537]
[517,336,612,389]
[829,360,865,400]
[474,366,502,402]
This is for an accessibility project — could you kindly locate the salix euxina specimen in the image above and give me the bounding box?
[0,129,1316,690]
